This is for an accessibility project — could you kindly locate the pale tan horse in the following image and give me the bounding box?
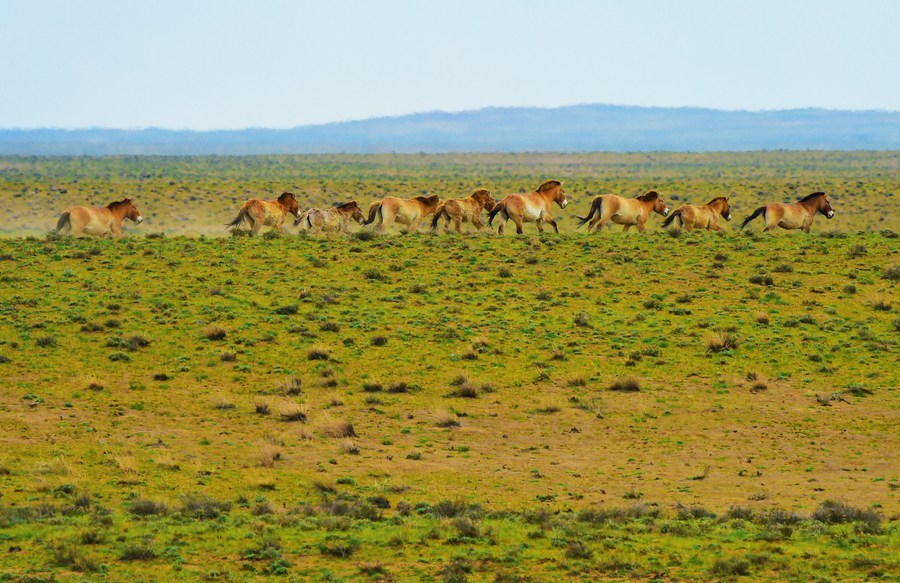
[364,195,441,233]
[740,192,835,232]
[430,189,497,233]
[662,196,732,231]
[576,191,670,233]
[295,201,365,234]
[56,198,143,239]
[226,192,300,235]
[487,180,568,234]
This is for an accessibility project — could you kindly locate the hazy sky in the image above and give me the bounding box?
[3,0,899,129]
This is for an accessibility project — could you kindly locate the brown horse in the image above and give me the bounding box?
[741,192,835,232]
[487,180,568,234]
[430,189,497,233]
[56,198,143,239]
[364,195,441,233]
[662,196,732,231]
[576,191,669,233]
[226,192,300,235]
[295,201,365,234]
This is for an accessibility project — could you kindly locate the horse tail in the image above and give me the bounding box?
[661,209,682,228]
[430,205,447,230]
[294,210,310,230]
[55,211,71,233]
[740,206,766,230]
[576,197,602,228]
[363,202,382,225]
[487,201,506,228]
[225,205,250,229]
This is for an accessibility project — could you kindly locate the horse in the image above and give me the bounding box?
[226,192,300,235]
[662,196,732,231]
[576,191,669,233]
[55,198,143,239]
[364,195,441,233]
[487,180,568,235]
[740,192,835,232]
[295,201,365,234]
[430,189,496,233]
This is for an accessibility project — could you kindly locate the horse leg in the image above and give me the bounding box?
[406,218,421,234]
[453,218,463,234]
[545,216,559,234]
[513,217,524,235]
[535,218,545,233]
[471,216,484,231]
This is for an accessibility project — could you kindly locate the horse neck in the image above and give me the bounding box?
[538,188,558,205]
[800,196,823,214]
[109,204,129,220]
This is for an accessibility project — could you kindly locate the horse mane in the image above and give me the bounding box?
[798,191,826,203]
[335,201,359,210]
[472,189,491,197]
[107,198,132,209]
[415,195,440,204]
[637,191,659,202]
[278,192,296,203]
[707,196,728,205]
[536,180,562,192]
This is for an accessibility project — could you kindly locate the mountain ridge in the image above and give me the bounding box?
[2,104,899,155]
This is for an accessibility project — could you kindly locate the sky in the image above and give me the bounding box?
[2,0,899,130]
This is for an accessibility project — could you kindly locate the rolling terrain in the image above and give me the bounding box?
[0,153,897,580]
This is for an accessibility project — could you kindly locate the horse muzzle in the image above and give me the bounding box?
[136,216,144,223]
[560,200,569,208]
[663,207,670,216]
[826,210,834,219]
[724,212,732,221]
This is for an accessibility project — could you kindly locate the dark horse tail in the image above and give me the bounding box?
[661,209,682,228]
[55,211,70,233]
[576,197,602,228]
[225,206,250,229]
[740,206,766,230]
[487,201,506,228]
[430,205,447,230]
[363,202,382,226]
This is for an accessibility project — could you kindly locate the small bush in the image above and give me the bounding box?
[274,304,298,315]
[120,543,157,561]
[882,266,900,281]
[707,330,739,353]
[35,336,58,348]
[129,498,168,517]
[710,558,751,577]
[180,493,232,520]
[308,348,330,361]
[371,335,388,346]
[564,539,593,560]
[812,500,881,532]
[609,379,640,392]
[204,325,227,341]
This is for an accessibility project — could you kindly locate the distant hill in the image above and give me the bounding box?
[2,104,899,155]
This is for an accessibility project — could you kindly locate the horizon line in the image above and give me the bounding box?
[2,103,899,133]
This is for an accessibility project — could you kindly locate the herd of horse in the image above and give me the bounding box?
[53,180,836,239]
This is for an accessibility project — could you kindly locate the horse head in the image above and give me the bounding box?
[279,192,300,217]
[712,196,732,221]
[120,199,143,223]
[341,201,365,224]
[640,191,669,216]
[538,180,567,208]
[819,194,835,219]
[473,189,496,212]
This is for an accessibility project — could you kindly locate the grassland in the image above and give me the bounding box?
[0,153,897,581]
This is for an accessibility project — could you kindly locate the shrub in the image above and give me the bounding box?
[710,558,751,577]
[120,543,157,561]
[35,336,58,348]
[180,493,232,520]
[204,325,227,341]
[812,500,881,532]
[707,330,738,353]
[609,379,640,392]
[129,498,168,517]
[882,266,900,281]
